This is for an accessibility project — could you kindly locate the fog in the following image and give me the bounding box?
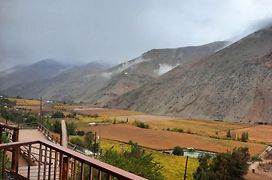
[1,0,272,70]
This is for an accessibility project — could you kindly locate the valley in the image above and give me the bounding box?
[9,97,271,179]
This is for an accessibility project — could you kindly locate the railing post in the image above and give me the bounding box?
[11,128,19,173]
[0,127,2,144]
[62,156,69,180]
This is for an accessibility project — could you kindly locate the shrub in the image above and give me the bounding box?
[241,132,249,142]
[77,130,85,136]
[51,111,65,118]
[70,137,85,147]
[226,129,231,138]
[133,121,150,129]
[251,155,262,162]
[194,147,250,180]
[101,141,164,180]
[172,146,184,156]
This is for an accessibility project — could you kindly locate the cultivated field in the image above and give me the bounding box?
[219,125,272,143]
[73,107,143,116]
[115,114,249,136]
[8,98,40,105]
[79,124,265,156]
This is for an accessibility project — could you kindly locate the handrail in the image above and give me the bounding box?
[0,140,147,180]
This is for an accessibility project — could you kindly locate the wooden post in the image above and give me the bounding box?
[27,144,31,179]
[184,156,189,180]
[11,128,19,173]
[2,149,5,179]
[0,127,2,144]
[62,156,69,180]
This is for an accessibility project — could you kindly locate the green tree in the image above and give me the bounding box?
[52,120,61,133]
[226,129,231,138]
[241,132,249,142]
[101,141,164,180]
[66,122,76,135]
[51,111,65,118]
[172,146,184,156]
[194,147,250,180]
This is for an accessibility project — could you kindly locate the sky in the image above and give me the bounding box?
[1,0,272,70]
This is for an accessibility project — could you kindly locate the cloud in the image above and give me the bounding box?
[0,0,272,70]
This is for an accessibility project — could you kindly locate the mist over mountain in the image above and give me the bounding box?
[1,41,226,104]
[108,26,272,123]
[0,59,70,91]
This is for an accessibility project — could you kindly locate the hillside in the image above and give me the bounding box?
[2,42,226,104]
[108,26,272,123]
[85,41,227,105]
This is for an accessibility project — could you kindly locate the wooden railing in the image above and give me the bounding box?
[0,140,147,180]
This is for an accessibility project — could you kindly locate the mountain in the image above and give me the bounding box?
[107,26,272,123]
[86,41,227,105]
[0,59,69,91]
[2,41,226,104]
[1,62,109,101]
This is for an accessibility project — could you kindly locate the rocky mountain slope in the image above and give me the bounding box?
[2,41,226,104]
[86,41,227,105]
[108,26,272,123]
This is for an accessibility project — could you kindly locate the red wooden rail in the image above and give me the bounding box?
[0,140,147,180]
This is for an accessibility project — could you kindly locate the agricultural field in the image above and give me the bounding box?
[115,114,249,136]
[219,125,272,143]
[100,139,199,180]
[80,124,265,156]
[8,98,40,106]
[73,107,143,116]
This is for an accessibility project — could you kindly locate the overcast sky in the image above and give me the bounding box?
[1,0,272,70]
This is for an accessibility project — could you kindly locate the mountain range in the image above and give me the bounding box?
[108,26,272,122]
[0,41,226,105]
[1,26,272,122]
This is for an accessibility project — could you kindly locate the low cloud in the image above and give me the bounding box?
[1,0,272,70]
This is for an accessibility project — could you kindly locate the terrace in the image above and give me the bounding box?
[0,122,146,180]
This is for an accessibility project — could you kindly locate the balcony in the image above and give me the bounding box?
[0,123,146,180]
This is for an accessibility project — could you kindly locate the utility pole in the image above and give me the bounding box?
[184,156,189,180]
[39,97,43,126]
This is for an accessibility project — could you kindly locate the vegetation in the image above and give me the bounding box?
[133,121,150,129]
[251,155,262,162]
[51,111,65,118]
[101,141,164,180]
[70,131,100,153]
[241,132,249,142]
[194,147,250,180]
[46,120,77,136]
[100,139,199,180]
[172,146,184,156]
[226,129,231,138]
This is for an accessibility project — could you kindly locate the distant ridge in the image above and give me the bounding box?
[107,26,272,123]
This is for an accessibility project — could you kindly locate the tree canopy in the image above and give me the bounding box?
[194,147,250,180]
[101,141,164,180]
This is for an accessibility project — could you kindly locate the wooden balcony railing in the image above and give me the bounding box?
[0,139,147,180]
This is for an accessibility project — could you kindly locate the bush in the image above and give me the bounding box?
[77,130,85,136]
[241,132,249,142]
[194,147,250,180]
[101,141,164,180]
[251,155,262,162]
[66,113,76,118]
[134,121,150,129]
[51,111,65,118]
[172,146,184,156]
[226,129,231,138]
[88,114,98,118]
[70,137,85,147]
